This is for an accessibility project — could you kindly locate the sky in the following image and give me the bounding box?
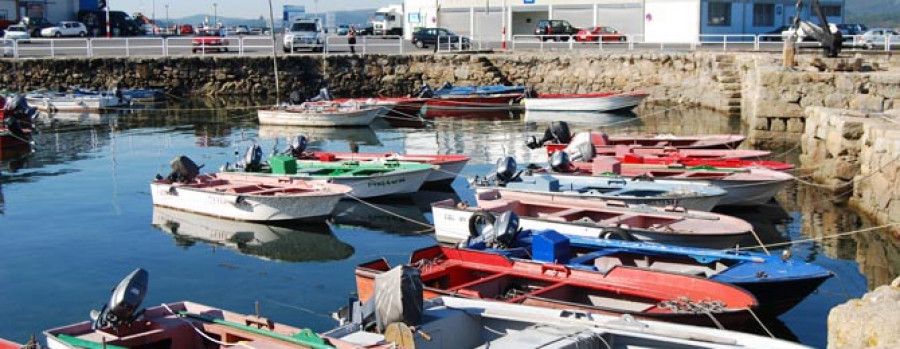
[112,0,394,19]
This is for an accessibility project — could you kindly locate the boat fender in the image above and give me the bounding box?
[599,227,636,241]
[468,211,496,237]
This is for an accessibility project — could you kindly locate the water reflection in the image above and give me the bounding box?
[40,111,119,126]
[523,110,642,127]
[151,206,355,262]
[331,190,459,234]
[258,124,381,147]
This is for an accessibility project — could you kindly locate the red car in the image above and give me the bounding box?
[575,26,627,42]
[179,24,194,35]
[192,28,229,53]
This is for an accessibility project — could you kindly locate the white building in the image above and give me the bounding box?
[401,0,845,42]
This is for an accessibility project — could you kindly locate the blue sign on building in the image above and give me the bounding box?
[524,0,535,4]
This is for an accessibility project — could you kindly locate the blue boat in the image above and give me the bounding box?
[466,218,833,316]
[475,160,728,211]
[430,82,526,97]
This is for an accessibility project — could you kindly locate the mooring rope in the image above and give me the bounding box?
[341,192,435,230]
[161,303,259,349]
[747,307,775,338]
[736,222,900,251]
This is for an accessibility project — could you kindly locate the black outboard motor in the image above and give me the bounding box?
[549,151,575,173]
[525,121,572,149]
[91,268,149,331]
[493,211,521,248]
[286,135,308,157]
[415,84,434,98]
[241,144,263,172]
[489,156,521,184]
[307,87,334,102]
[166,155,201,183]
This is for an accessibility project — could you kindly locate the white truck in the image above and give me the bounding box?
[372,5,403,36]
[283,18,325,52]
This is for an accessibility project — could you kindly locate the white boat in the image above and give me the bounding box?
[26,91,126,113]
[327,295,811,349]
[257,102,386,127]
[524,109,642,126]
[524,91,649,112]
[151,156,351,221]
[431,190,753,248]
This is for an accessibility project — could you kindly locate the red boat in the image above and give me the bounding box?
[422,93,524,118]
[332,97,428,119]
[0,95,36,151]
[614,153,794,171]
[0,338,21,349]
[547,145,772,159]
[528,123,746,151]
[356,245,758,328]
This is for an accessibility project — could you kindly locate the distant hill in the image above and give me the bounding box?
[167,9,374,29]
[846,0,900,28]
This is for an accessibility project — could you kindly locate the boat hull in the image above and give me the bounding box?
[26,94,124,113]
[422,94,521,118]
[705,177,792,206]
[524,92,649,112]
[477,186,723,212]
[432,204,748,249]
[257,107,381,127]
[305,152,469,184]
[328,168,431,198]
[150,180,345,222]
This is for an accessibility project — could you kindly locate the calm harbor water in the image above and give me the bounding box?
[1,98,897,348]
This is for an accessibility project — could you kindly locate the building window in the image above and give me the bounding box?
[708,2,731,27]
[753,4,774,27]
[820,5,841,17]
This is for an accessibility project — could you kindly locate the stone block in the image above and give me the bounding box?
[770,118,786,132]
[827,277,900,349]
[825,93,851,109]
[787,118,805,133]
[850,95,887,112]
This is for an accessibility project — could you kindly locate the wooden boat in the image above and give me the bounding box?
[527,123,746,150]
[294,150,469,184]
[524,109,642,126]
[232,147,434,198]
[44,269,376,349]
[431,83,527,97]
[25,90,125,112]
[467,228,833,316]
[432,189,753,248]
[328,296,811,349]
[356,245,759,327]
[586,146,773,159]
[257,102,385,127]
[332,96,428,119]
[476,170,727,211]
[558,157,794,206]
[0,338,21,349]
[151,206,355,262]
[524,91,649,112]
[151,156,351,222]
[613,153,795,171]
[0,95,35,150]
[422,93,523,118]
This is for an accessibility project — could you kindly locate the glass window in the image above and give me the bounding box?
[753,4,774,27]
[708,2,731,27]
[821,5,841,17]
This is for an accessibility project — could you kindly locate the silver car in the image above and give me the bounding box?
[4,25,31,43]
[40,21,88,38]
[858,28,900,49]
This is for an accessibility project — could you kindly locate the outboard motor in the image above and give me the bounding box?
[488,156,521,184]
[563,132,597,162]
[493,211,521,248]
[286,135,308,157]
[549,151,575,173]
[525,121,572,149]
[466,211,522,249]
[91,268,149,331]
[166,155,201,183]
[415,84,434,99]
[307,87,334,102]
[241,144,263,172]
[289,90,305,105]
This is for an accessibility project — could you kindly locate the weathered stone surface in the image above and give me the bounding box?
[827,276,900,349]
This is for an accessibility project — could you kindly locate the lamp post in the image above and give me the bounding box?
[165,4,169,33]
[152,0,156,26]
[213,2,218,27]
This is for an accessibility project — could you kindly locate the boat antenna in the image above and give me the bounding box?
[267,0,281,103]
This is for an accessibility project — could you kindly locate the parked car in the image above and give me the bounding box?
[192,28,229,53]
[40,21,87,37]
[4,24,30,43]
[534,19,579,41]
[412,27,469,49]
[837,24,868,37]
[357,25,373,36]
[283,18,325,52]
[25,18,54,37]
[760,25,791,42]
[574,26,626,42]
[179,24,194,35]
[235,25,250,35]
[337,25,350,36]
[858,28,900,49]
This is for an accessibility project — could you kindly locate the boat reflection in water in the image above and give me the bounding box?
[39,111,121,126]
[257,124,382,147]
[331,190,460,235]
[524,109,642,127]
[151,206,354,262]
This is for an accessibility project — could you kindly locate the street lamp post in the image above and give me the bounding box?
[165,4,169,33]
[152,0,156,26]
[213,3,218,27]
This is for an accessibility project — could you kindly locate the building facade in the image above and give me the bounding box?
[0,0,97,25]
[402,0,845,42]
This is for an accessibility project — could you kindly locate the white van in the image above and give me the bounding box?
[283,18,324,52]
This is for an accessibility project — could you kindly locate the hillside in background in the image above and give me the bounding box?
[846,0,900,28]
[167,9,374,29]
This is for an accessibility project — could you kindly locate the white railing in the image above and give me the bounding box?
[323,35,404,55]
[0,33,897,58]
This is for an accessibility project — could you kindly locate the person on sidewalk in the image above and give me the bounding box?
[348,26,357,54]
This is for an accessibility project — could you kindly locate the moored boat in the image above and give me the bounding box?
[0,95,37,151]
[527,122,745,150]
[230,144,434,198]
[466,226,833,316]
[422,93,524,118]
[615,152,794,171]
[257,102,385,127]
[25,90,126,113]
[524,91,649,112]
[151,155,350,222]
[430,83,527,97]
[355,245,759,327]
[476,157,727,211]
[586,146,773,159]
[432,189,754,248]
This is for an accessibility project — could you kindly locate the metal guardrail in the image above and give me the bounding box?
[1,33,897,58]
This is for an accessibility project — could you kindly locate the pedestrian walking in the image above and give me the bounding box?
[348,26,357,54]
